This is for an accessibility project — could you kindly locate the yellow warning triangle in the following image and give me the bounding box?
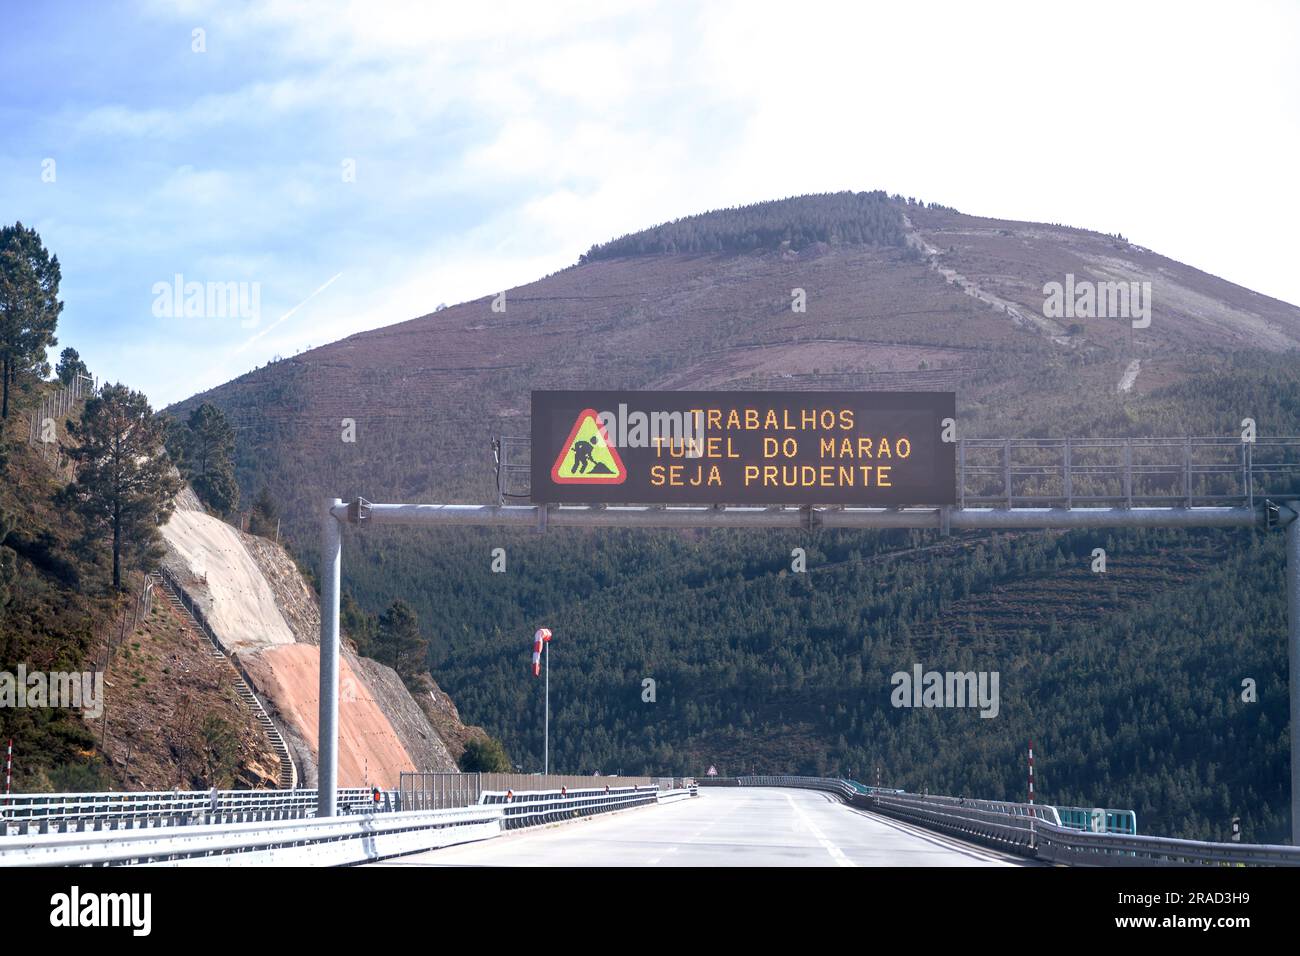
[551,408,627,484]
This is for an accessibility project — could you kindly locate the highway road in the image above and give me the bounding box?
[370,786,1025,867]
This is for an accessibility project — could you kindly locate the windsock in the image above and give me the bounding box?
[532,627,552,676]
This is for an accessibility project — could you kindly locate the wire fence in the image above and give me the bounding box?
[27,373,95,469]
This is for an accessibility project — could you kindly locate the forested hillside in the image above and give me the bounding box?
[580,190,906,260]
[0,395,115,790]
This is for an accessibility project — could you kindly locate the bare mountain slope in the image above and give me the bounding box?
[906,204,1300,352]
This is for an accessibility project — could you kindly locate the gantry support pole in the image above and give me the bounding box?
[1284,502,1300,843]
[318,498,344,817]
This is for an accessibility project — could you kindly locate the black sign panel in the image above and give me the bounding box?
[530,391,955,505]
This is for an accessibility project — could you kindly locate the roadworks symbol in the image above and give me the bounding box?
[551,408,626,484]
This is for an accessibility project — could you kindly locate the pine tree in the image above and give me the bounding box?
[459,736,512,772]
[180,403,238,515]
[248,487,279,538]
[341,591,376,657]
[55,347,88,386]
[58,383,182,589]
[374,599,428,683]
[0,507,16,618]
[0,222,62,418]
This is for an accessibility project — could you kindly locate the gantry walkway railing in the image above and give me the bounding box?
[497,435,1300,510]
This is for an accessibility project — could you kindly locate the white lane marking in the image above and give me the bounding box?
[786,793,857,867]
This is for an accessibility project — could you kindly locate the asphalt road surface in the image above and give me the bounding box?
[370,786,1024,867]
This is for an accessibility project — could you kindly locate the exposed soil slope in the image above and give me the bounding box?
[160,488,463,786]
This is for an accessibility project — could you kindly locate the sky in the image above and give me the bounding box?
[2,0,1298,407]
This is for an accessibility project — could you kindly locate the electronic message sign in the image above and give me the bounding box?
[530,391,955,505]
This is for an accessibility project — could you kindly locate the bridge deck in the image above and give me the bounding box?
[367,787,1024,867]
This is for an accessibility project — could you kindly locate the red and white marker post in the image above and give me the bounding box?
[1027,740,1035,805]
[1027,740,1036,847]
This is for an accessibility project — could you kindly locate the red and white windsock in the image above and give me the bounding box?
[531,628,552,677]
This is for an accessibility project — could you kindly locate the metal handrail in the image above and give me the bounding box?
[0,787,376,832]
[480,786,660,829]
[0,805,504,867]
[0,786,680,865]
[1034,820,1300,867]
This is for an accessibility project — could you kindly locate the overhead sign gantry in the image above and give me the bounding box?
[319,396,1300,847]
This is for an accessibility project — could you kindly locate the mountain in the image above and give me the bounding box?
[171,192,1300,840]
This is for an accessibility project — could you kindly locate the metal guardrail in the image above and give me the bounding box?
[0,806,503,867]
[733,777,1129,833]
[733,776,1300,867]
[0,785,682,865]
[5,775,681,830]
[877,791,1063,826]
[481,786,659,829]
[872,793,1040,852]
[1033,821,1300,867]
[0,787,376,833]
